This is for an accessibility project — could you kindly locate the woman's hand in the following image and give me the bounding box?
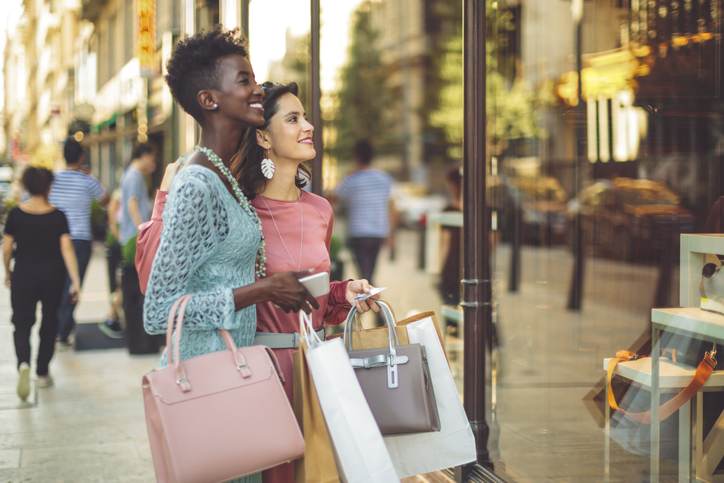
[4,272,11,289]
[261,272,320,314]
[345,279,380,313]
[69,281,81,305]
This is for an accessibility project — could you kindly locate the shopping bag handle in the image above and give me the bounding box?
[299,311,323,348]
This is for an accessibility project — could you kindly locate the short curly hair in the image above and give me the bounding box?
[165,27,248,122]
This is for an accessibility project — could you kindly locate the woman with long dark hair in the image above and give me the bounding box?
[235,82,380,483]
[142,32,318,483]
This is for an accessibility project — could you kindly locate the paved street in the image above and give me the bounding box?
[0,229,680,481]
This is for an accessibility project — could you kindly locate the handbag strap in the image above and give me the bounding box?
[264,346,287,384]
[343,300,400,353]
[343,300,405,388]
[607,347,717,424]
[165,295,255,392]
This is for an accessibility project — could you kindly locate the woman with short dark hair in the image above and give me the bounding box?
[3,166,81,401]
[144,28,319,358]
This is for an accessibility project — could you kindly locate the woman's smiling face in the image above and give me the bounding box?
[212,55,265,127]
[262,93,316,162]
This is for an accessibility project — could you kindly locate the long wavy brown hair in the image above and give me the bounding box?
[231,81,311,198]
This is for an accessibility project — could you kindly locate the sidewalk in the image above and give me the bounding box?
[0,243,158,481]
[0,233,448,481]
[0,230,676,481]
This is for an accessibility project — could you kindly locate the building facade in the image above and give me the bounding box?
[3,0,84,170]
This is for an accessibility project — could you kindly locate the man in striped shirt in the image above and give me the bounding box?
[335,140,395,285]
[49,138,108,345]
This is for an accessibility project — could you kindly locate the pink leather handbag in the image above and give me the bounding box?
[142,295,305,482]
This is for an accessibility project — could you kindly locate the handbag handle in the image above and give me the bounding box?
[165,296,258,393]
[607,346,717,424]
[343,300,400,353]
[343,300,407,388]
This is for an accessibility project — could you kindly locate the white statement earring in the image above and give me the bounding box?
[261,151,275,180]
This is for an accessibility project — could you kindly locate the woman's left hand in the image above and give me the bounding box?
[345,279,380,313]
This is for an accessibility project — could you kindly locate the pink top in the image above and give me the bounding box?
[252,191,350,483]
[252,191,350,333]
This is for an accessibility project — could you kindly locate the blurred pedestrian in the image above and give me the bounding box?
[118,143,158,353]
[335,139,395,284]
[120,144,156,249]
[49,138,108,347]
[98,189,123,339]
[438,165,463,306]
[3,167,81,400]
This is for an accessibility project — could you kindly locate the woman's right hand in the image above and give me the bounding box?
[261,272,320,314]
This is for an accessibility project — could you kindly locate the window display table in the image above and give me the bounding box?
[650,307,724,482]
[604,346,724,482]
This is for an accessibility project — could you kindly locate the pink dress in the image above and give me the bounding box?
[251,192,351,483]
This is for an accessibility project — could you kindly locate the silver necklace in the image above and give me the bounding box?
[260,194,304,271]
[196,145,267,278]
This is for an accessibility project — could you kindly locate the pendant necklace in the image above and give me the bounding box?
[261,193,304,272]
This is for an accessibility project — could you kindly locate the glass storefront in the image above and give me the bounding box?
[248,0,723,480]
[2,0,720,480]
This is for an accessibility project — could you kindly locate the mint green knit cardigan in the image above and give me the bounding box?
[143,165,262,483]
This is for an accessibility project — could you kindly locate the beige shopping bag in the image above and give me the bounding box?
[293,341,340,483]
[349,305,446,359]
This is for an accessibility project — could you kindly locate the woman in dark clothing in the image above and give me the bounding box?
[3,167,81,400]
[438,166,463,306]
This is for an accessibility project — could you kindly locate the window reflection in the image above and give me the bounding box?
[312,0,722,480]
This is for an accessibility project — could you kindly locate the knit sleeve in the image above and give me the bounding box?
[143,169,236,334]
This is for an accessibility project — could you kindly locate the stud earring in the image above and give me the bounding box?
[261,150,275,180]
[212,103,219,110]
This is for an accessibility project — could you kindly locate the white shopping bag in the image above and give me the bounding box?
[299,312,399,483]
[384,314,477,477]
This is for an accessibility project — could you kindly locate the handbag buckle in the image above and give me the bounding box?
[237,361,253,379]
[387,362,399,389]
[386,354,409,389]
[705,347,718,368]
[175,376,192,392]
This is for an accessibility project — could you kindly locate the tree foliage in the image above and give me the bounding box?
[267,32,310,106]
[330,4,394,162]
[430,0,546,159]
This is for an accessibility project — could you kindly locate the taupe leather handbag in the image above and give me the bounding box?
[343,301,440,435]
